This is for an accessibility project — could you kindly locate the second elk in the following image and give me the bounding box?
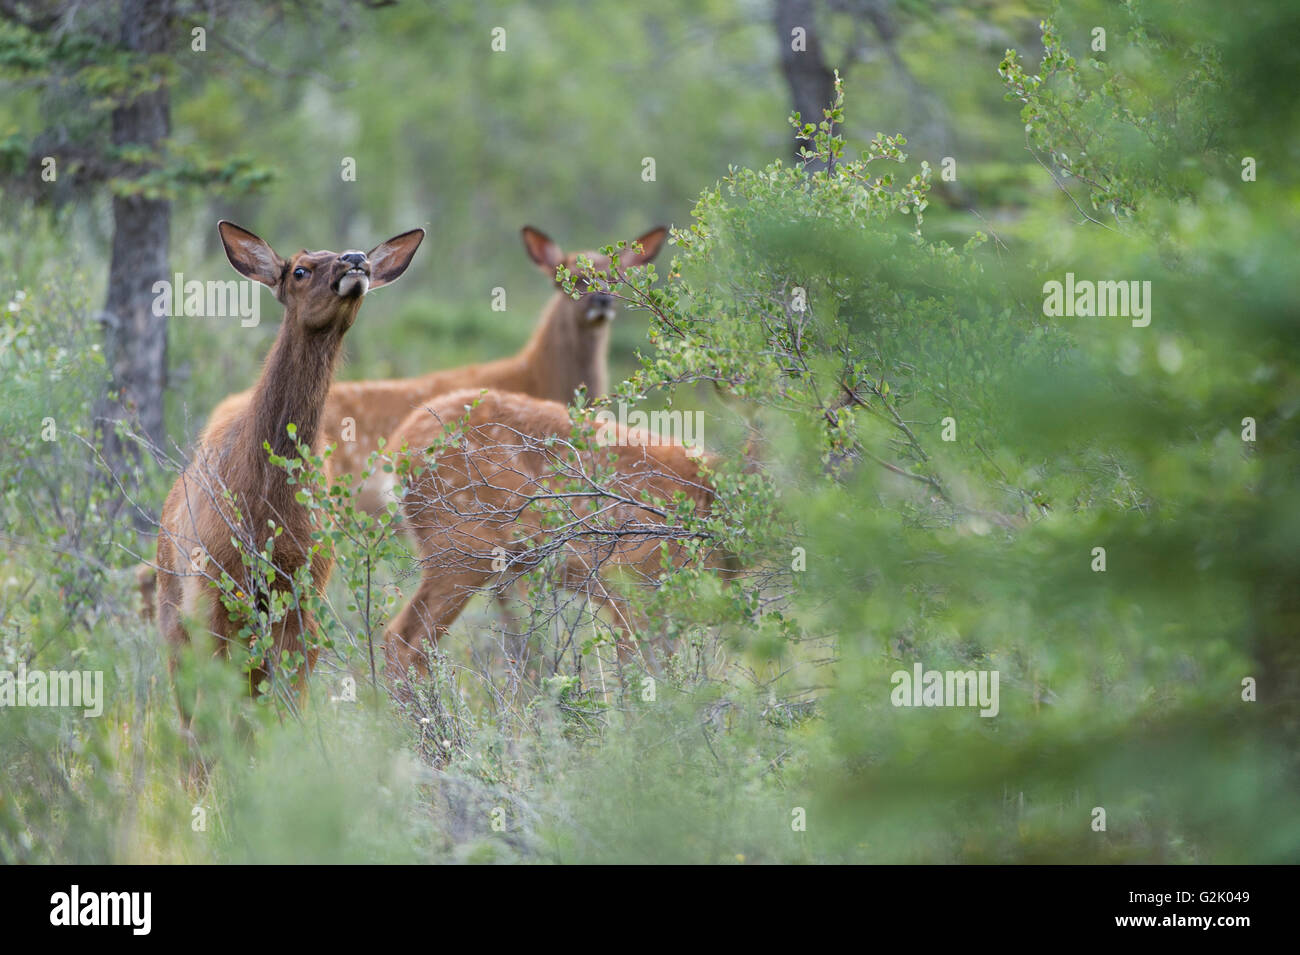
[383,388,734,683]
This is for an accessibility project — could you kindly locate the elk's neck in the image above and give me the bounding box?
[522,293,610,401]
[245,317,345,466]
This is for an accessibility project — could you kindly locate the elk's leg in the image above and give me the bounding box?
[155,534,185,663]
[384,569,486,682]
[136,562,157,622]
[560,554,657,673]
[248,607,319,709]
[594,587,658,671]
[154,534,199,729]
[156,535,221,784]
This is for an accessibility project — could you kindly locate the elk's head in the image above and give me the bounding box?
[218,221,424,333]
[521,225,667,326]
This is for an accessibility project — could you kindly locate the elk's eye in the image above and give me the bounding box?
[293,266,309,280]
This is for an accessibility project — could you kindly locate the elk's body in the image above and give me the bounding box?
[203,225,665,514]
[383,388,722,681]
[155,222,423,702]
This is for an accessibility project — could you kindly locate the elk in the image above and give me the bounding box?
[382,388,733,683]
[154,221,423,707]
[203,224,666,514]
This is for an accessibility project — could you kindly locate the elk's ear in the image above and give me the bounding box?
[367,228,425,289]
[521,226,563,272]
[217,221,285,289]
[623,226,668,267]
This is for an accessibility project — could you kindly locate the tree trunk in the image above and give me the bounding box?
[773,0,836,169]
[94,0,172,488]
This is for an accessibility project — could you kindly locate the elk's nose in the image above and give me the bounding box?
[339,251,366,266]
[590,292,613,309]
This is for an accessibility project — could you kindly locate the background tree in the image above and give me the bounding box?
[0,0,309,490]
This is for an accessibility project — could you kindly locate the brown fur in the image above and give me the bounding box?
[202,225,666,514]
[154,222,423,709]
[136,562,157,622]
[383,388,726,681]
